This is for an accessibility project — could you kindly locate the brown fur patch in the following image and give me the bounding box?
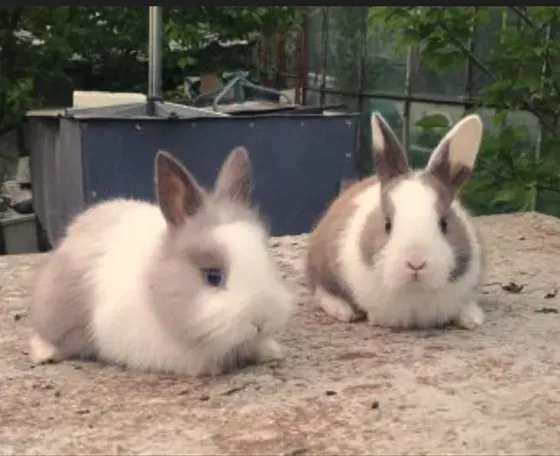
[420,141,476,282]
[372,114,410,185]
[379,174,410,220]
[306,176,378,312]
[420,172,473,282]
[360,175,413,265]
[425,142,472,201]
[359,205,388,266]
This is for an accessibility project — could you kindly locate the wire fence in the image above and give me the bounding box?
[297,7,548,215]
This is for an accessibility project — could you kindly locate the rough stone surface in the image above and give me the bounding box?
[2,212,560,455]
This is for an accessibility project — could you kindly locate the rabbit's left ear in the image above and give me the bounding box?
[425,114,484,197]
[370,112,410,185]
[155,150,206,227]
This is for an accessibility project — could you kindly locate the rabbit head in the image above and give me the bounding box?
[148,147,293,360]
[366,112,484,292]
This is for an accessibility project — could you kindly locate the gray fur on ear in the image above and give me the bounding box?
[370,112,409,185]
[155,150,205,227]
[426,114,484,172]
[425,114,484,197]
[213,146,253,205]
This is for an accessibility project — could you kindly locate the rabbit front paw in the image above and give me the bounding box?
[252,338,285,364]
[29,334,62,365]
[455,301,485,330]
[316,287,366,322]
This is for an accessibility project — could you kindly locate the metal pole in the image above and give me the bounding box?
[147,6,163,116]
[319,7,330,107]
[402,46,413,152]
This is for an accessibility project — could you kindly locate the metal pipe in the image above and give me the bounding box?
[402,46,413,152]
[304,86,478,108]
[319,7,330,107]
[147,6,163,115]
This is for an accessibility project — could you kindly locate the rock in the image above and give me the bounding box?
[1,212,560,454]
[15,157,30,186]
[1,180,17,201]
[1,180,33,214]
[10,191,33,214]
[0,207,19,220]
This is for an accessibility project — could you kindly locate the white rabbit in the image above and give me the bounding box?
[29,146,294,376]
[306,112,485,330]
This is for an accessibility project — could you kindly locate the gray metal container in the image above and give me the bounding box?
[25,105,359,246]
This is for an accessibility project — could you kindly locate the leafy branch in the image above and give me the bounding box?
[371,6,560,214]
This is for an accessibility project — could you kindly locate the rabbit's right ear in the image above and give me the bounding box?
[155,150,205,227]
[370,112,409,185]
[424,114,483,199]
[213,146,253,205]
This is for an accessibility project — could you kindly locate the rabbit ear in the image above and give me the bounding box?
[370,112,409,185]
[155,150,205,227]
[213,146,253,205]
[425,114,483,197]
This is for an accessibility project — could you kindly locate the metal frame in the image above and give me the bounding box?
[192,70,293,111]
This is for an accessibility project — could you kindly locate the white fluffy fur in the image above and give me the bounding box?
[329,177,482,329]
[314,112,485,329]
[31,198,293,376]
[30,334,61,364]
[315,286,358,322]
[88,201,292,375]
[90,201,190,373]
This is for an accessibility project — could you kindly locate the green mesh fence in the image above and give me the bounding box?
[306,7,556,217]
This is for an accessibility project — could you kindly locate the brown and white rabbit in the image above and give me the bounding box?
[306,112,485,330]
[29,147,294,376]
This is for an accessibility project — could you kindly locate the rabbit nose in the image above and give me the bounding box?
[406,261,427,271]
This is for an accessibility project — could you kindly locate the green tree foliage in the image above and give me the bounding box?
[370,6,560,215]
[0,6,300,135]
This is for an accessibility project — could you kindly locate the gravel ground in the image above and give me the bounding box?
[1,211,560,455]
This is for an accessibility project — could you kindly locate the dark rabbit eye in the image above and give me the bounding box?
[202,268,224,287]
[439,217,448,234]
[384,218,392,233]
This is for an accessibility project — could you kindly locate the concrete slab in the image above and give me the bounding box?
[1,212,560,455]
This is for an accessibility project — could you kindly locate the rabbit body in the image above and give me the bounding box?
[30,148,293,376]
[307,113,486,330]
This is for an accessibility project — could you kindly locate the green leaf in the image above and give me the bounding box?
[178,55,196,69]
[415,113,451,130]
[491,186,529,206]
